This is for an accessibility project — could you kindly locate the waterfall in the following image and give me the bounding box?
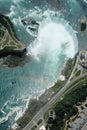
[27,17,78,61]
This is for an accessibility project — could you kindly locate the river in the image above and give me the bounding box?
[0,0,87,129]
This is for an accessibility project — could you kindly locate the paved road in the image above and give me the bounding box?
[23,73,87,130]
[67,53,80,84]
[82,122,87,130]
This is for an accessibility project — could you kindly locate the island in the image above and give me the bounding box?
[0,14,28,67]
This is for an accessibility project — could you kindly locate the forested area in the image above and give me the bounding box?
[46,78,87,130]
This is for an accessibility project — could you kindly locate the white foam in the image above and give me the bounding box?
[59,75,65,81]
[27,19,78,60]
[0,110,6,115]
[7,5,16,18]
[0,117,7,124]
[83,0,87,3]
[0,106,22,124]
[12,0,23,4]
[14,107,22,121]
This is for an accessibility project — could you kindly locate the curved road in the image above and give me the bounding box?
[23,73,87,130]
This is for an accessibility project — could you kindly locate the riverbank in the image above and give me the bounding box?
[10,57,75,130]
[45,74,87,130]
[11,49,87,130]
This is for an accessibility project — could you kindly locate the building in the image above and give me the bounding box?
[39,125,46,130]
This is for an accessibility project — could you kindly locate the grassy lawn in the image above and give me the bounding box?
[51,80,66,93]
[0,28,4,41]
[31,125,37,130]
[0,15,24,50]
[2,35,9,47]
[75,70,81,77]
[37,119,43,125]
[64,59,74,79]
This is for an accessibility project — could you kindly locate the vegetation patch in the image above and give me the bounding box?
[46,77,87,130]
[31,125,37,130]
[37,119,43,125]
[62,59,74,79]
[75,70,81,77]
[51,80,66,93]
[0,14,24,51]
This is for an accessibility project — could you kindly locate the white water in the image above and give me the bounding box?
[27,17,78,62]
[83,0,87,3]
[0,2,79,128]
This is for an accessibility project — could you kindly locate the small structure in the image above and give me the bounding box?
[49,110,56,120]
[11,123,20,130]
[39,125,46,130]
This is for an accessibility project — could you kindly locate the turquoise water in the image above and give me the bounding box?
[0,0,87,129]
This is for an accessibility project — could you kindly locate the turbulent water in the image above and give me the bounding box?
[0,0,87,129]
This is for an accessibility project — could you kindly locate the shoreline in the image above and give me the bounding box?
[11,56,75,129]
[14,58,71,122]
